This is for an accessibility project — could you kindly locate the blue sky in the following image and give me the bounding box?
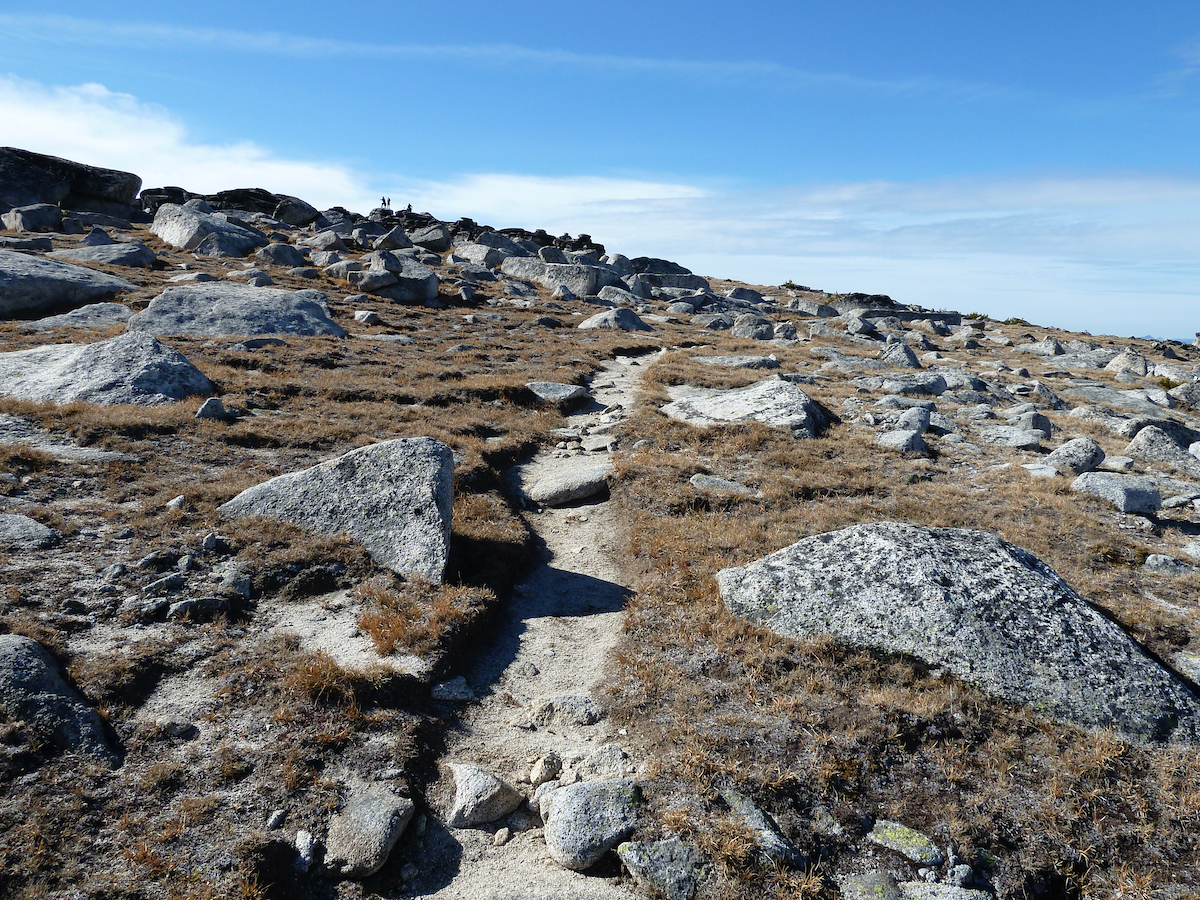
[2,2,1199,339]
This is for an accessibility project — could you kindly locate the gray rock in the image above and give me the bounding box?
[325,785,414,879]
[1023,463,1060,479]
[195,397,227,420]
[0,249,135,317]
[690,473,754,495]
[531,752,562,786]
[219,438,454,582]
[363,253,439,304]
[1125,426,1200,477]
[0,148,139,216]
[254,242,306,268]
[373,226,412,251]
[304,230,347,253]
[430,676,474,702]
[660,380,829,439]
[578,307,652,332]
[48,241,155,268]
[1011,410,1052,438]
[840,872,903,900]
[787,297,838,317]
[151,203,267,255]
[20,302,133,331]
[868,820,944,865]
[731,314,774,341]
[1045,437,1105,475]
[502,257,601,298]
[691,355,779,370]
[1070,472,1162,514]
[978,426,1042,450]
[0,331,213,406]
[898,886,992,900]
[691,313,734,330]
[1062,383,1172,416]
[447,764,524,827]
[272,195,319,227]
[0,414,135,463]
[3,203,63,232]
[0,513,59,550]
[896,407,932,433]
[127,283,346,337]
[577,744,632,779]
[454,242,508,268]
[526,382,589,408]
[407,223,452,252]
[526,464,612,507]
[617,838,705,900]
[854,373,949,395]
[1143,554,1193,576]
[877,430,927,453]
[720,788,805,868]
[545,779,640,870]
[881,341,922,369]
[717,521,1200,742]
[1106,348,1149,376]
[534,695,605,726]
[597,285,640,307]
[0,634,119,766]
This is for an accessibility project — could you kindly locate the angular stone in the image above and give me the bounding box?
[127,283,346,337]
[720,788,805,868]
[545,779,640,870]
[0,331,213,406]
[408,223,452,252]
[254,242,306,268]
[0,634,119,766]
[325,785,414,879]
[1124,426,1200,477]
[690,473,754,495]
[0,249,135,317]
[661,380,830,439]
[868,820,944,865]
[840,872,902,900]
[527,464,613,507]
[1045,436,1105,475]
[2,203,62,232]
[978,426,1042,450]
[877,430,927,453]
[1070,472,1162,515]
[717,522,1199,742]
[617,838,705,900]
[447,764,524,827]
[0,148,139,215]
[218,438,454,583]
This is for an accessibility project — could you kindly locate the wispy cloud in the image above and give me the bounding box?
[1153,35,1200,96]
[2,73,1196,339]
[0,13,1019,101]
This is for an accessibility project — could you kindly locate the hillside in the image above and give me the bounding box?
[1,149,1199,900]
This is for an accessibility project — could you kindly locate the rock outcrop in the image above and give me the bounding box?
[0,249,135,317]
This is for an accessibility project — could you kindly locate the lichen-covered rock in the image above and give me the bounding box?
[219,438,453,583]
[545,779,640,870]
[324,785,414,878]
[617,838,705,900]
[717,522,1200,742]
[526,382,589,408]
[0,331,213,406]
[720,788,806,869]
[0,634,119,766]
[867,820,943,865]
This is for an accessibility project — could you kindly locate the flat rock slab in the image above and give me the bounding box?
[526,382,589,408]
[527,464,613,507]
[0,634,119,766]
[0,331,214,406]
[661,380,829,439]
[545,779,640,871]
[0,249,135,318]
[717,521,1200,743]
[127,283,346,337]
[49,242,156,268]
[0,513,59,550]
[1070,472,1162,515]
[324,784,414,878]
[0,414,135,463]
[1062,383,1171,416]
[20,302,133,331]
[691,355,779,369]
[978,426,1042,450]
[219,438,454,583]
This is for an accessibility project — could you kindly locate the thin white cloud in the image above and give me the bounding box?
[2,74,1196,339]
[0,13,1020,101]
[0,75,380,211]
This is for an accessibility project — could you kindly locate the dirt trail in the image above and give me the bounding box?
[411,354,658,900]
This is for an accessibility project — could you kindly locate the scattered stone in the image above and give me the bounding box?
[219,438,454,583]
[324,785,414,879]
[0,331,213,406]
[151,203,267,255]
[578,308,652,331]
[877,430,927,453]
[20,301,133,331]
[840,872,903,900]
[530,752,562,787]
[526,464,613,507]
[446,763,524,828]
[2,202,62,232]
[194,397,227,420]
[49,241,156,268]
[534,695,604,726]
[1143,554,1193,576]
[978,426,1042,450]
[617,838,705,900]
[868,820,944,865]
[431,676,474,702]
[661,380,830,439]
[690,473,754,495]
[1070,472,1162,515]
[717,521,1199,742]
[577,744,632,779]
[1045,436,1105,475]
[720,788,805,868]
[0,634,119,766]
[544,779,640,870]
[0,513,59,550]
[1125,426,1200,477]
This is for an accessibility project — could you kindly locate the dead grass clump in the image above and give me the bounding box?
[356,577,494,658]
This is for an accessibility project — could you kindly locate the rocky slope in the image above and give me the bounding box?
[1,150,1198,900]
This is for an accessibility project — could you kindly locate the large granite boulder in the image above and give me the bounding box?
[0,147,141,217]
[218,438,454,583]
[150,203,268,255]
[717,522,1200,743]
[49,241,156,268]
[0,634,120,766]
[660,380,830,439]
[127,283,346,337]
[0,331,213,406]
[0,249,135,317]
